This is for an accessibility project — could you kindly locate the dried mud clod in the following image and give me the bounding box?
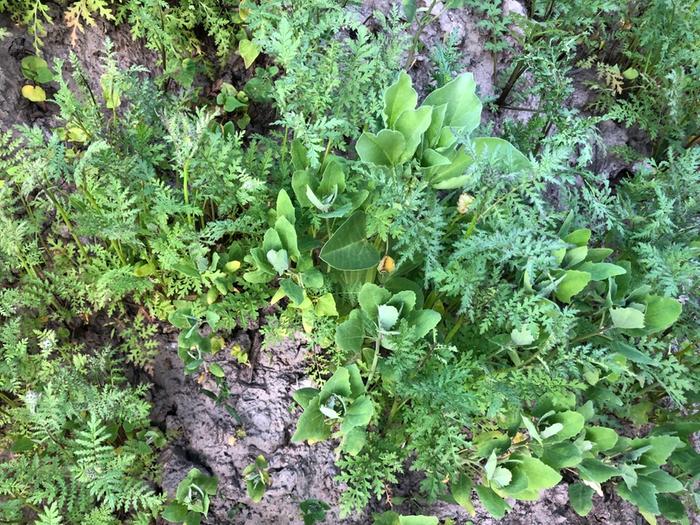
[150,330,359,525]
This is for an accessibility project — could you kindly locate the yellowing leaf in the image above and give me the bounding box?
[239,39,260,69]
[21,84,46,102]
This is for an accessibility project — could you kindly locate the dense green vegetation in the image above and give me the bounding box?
[0,0,698,523]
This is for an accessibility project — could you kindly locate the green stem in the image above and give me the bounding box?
[183,158,193,227]
[366,335,382,389]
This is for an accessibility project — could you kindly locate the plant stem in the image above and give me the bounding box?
[366,335,381,389]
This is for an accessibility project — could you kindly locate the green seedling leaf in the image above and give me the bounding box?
[611,307,646,329]
[276,189,296,224]
[356,129,407,167]
[555,270,591,303]
[340,395,374,434]
[473,137,531,172]
[383,71,417,127]
[577,458,619,483]
[320,212,380,270]
[238,39,260,69]
[568,483,594,516]
[336,311,365,355]
[616,478,659,514]
[451,474,475,515]
[21,55,52,83]
[540,442,582,469]
[609,340,654,364]
[641,470,683,493]
[266,249,289,275]
[394,106,432,162]
[423,72,482,133]
[577,262,626,280]
[209,363,225,378]
[406,309,441,338]
[563,228,591,246]
[359,283,392,319]
[519,456,562,490]
[643,295,682,333]
[280,278,304,305]
[300,499,330,525]
[475,485,510,518]
[657,494,686,521]
[292,397,331,443]
[585,427,618,451]
[162,502,189,522]
[622,67,639,80]
[315,293,338,317]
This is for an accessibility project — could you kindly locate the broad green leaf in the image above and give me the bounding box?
[209,362,225,378]
[292,387,319,409]
[407,309,441,338]
[356,129,407,167]
[340,395,374,433]
[292,170,314,207]
[609,340,654,364]
[577,262,626,280]
[424,104,448,147]
[359,283,392,320]
[20,55,52,82]
[394,106,433,162]
[291,397,330,443]
[616,479,659,514]
[563,228,591,246]
[540,423,563,439]
[451,474,475,515]
[238,39,260,68]
[266,249,289,275]
[262,228,283,252]
[346,364,365,397]
[540,442,582,469]
[383,71,417,127]
[335,311,365,355]
[636,435,683,466]
[586,247,614,262]
[340,426,367,456]
[430,148,476,189]
[657,494,686,521]
[643,295,682,333]
[276,189,296,224]
[577,458,619,483]
[473,137,531,172]
[519,456,562,490]
[280,278,304,305]
[585,427,618,451]
[423,72,482,133]
[475,485,510,518]
[320,212,381,270]
[611,307,646,329]
[568,483,594,516]
[555,270,591,303]
[162,502,189,522]
[641,470,683,493]
[492,466,512,488]
[275,217,300,258]
[387,290,417,314]
[21,84,46,102]
[320,367,352,401]
[302,269,324,289]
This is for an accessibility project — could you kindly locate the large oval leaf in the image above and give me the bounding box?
[320,211,380,270]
